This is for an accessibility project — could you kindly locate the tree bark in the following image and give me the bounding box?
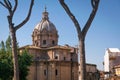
[59,0,100,80]
[0,0,34,80]
[10,27,19,80]
[79,39,86,80]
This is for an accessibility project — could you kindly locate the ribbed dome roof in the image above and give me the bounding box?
[35,20,57,32]
[34,8,57,33]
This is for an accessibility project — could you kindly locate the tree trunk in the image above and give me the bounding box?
[79,39,86,80]
[0,1,34,80]
[10,27,19,80]
[59,1,100,80]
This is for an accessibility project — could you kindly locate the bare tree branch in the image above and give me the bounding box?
[0,1,7,8]
[82,0,99,39]
[59,0,82,40]
[91,0,95,8]
[15,0,34,31]
[13,0,18,16]
[91,0,99,9]
[4,0,10,9]
[1,0,34,80]
[7,0,12,9]
[4,0,12,13]
[59,1,100,80]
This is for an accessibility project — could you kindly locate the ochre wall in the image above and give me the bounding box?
[27,61,78,80]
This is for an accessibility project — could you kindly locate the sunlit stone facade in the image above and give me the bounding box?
[79,63,99,80]
[19,8,78,80]
[114,65,120,76]
[104,48,120,79]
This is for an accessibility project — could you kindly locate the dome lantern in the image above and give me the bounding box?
[42,6,49,20]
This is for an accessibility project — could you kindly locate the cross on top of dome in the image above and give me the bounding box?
[45,6,47,12]
[42,6,49,20]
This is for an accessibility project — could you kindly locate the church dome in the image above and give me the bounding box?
[34,20,57,33]
[34,8,57,33]
[32,7,59,48]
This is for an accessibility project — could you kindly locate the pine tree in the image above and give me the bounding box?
[6,35,12,52]
[0,37,32,80]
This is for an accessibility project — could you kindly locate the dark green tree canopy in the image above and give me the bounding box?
[0,36,32,80]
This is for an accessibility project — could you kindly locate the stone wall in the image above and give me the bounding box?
[27,61,78,80]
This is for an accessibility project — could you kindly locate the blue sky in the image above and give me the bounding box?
[0,0,120,70]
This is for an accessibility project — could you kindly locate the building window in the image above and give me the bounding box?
[36,42,38,46]
[34,41,39,46]
[52,40,55,45]
[55,69,58,76]
[64,57,66,60]
[54,53,59,60]
[71,58,72,61]
[44,70,47,76]
[55,56,58,59]
[43,40,46,45]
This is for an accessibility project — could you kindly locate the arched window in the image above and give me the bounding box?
[34,41,37,46]
[36,42,38,46]
[54,53,59,59]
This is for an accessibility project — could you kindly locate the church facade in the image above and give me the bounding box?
[19,8,79,80]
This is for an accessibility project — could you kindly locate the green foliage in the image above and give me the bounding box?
[5,35,12,52]
[19,50,32,80]
[0,40,13,80]
[0,36,32,80]
[0,51,13,80]
[0,41,5,52]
